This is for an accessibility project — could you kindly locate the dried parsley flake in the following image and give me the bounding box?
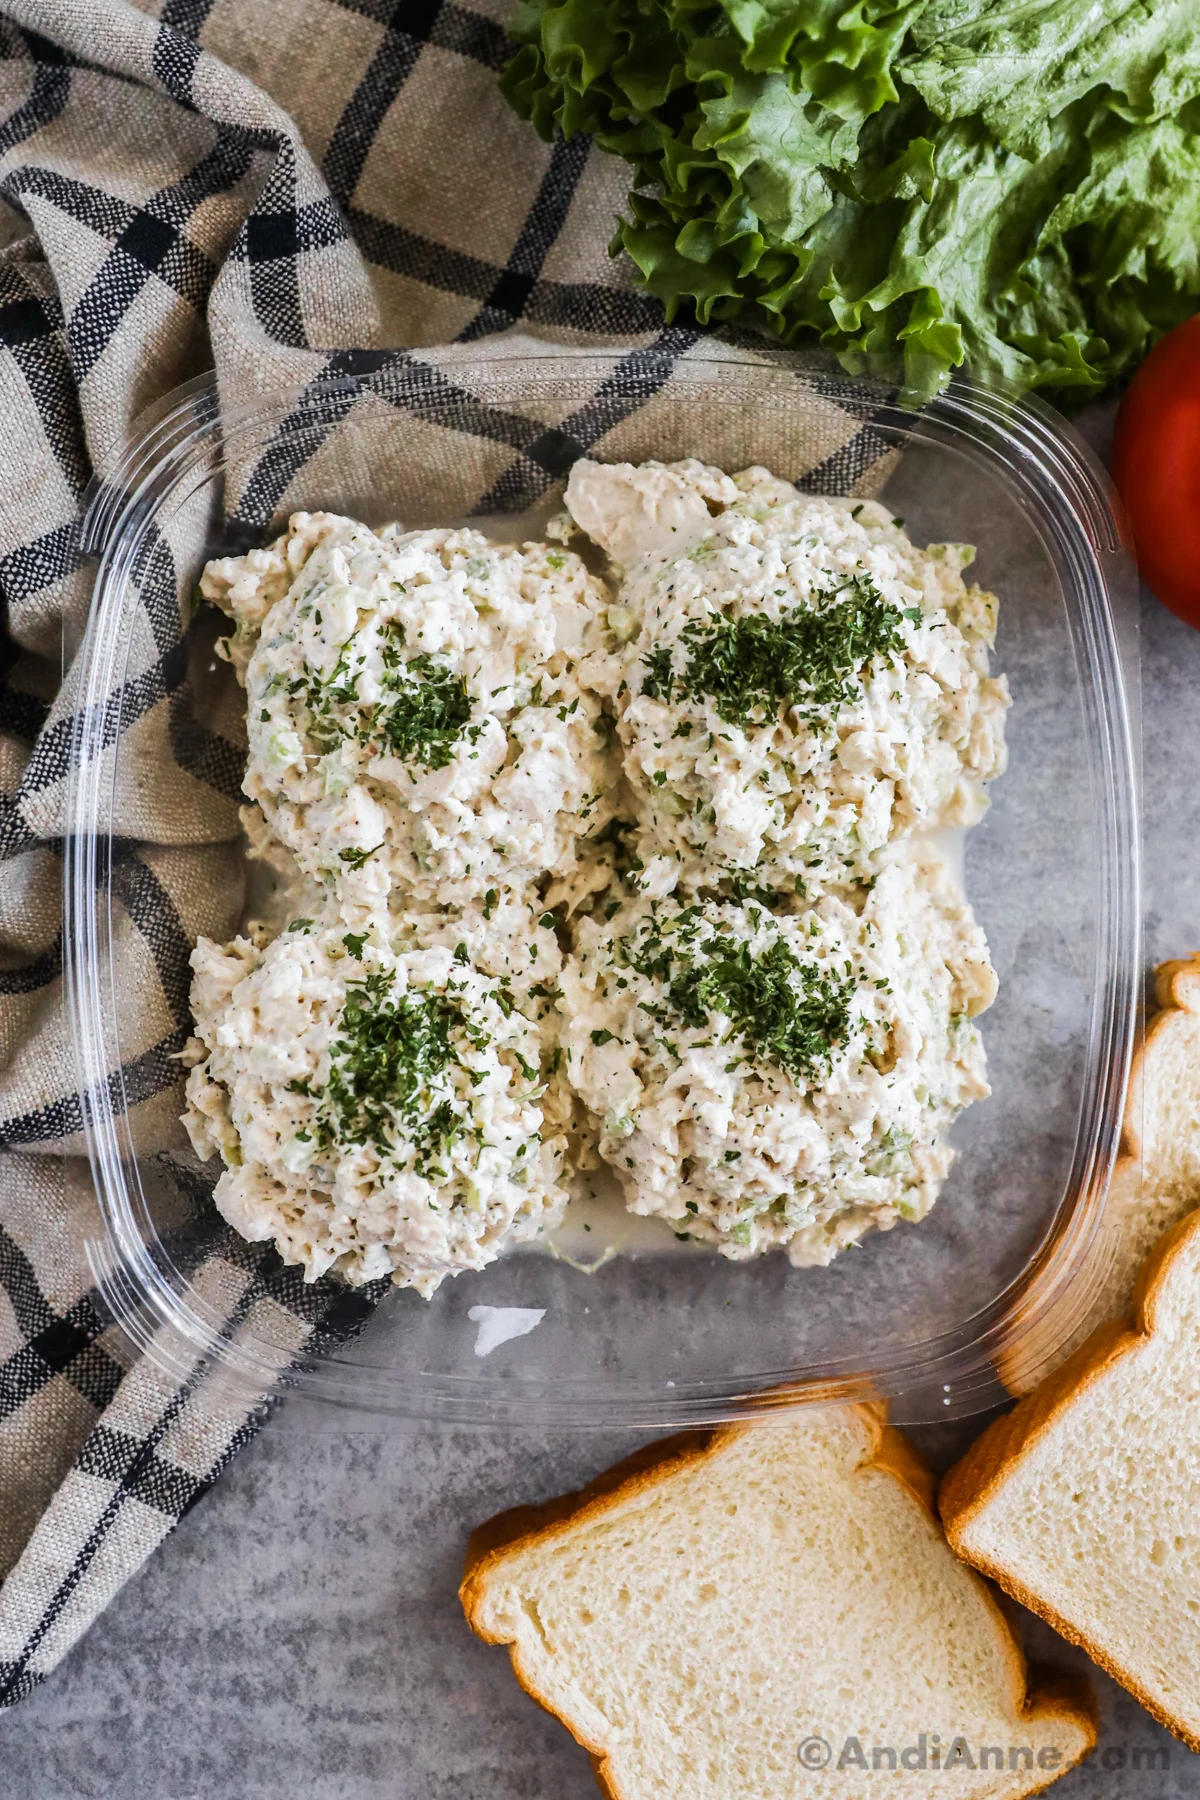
[640,574,907,728]
[318,969,484,1173]
[622,908,856,1082]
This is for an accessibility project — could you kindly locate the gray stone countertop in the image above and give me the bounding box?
[5,410,1200,1799]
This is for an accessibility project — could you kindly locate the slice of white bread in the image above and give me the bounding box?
[461,1406,1094,1800]
[943,1207,1200,1749]
[1001,951,1200,1395]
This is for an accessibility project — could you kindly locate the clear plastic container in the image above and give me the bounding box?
[66,348,1140,1426]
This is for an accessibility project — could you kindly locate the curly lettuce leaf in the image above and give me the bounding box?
[504,0,922,137]
[834,114,1107,398]
[1038,108,1200,361]
[502,0,1200,402]
[692,68,859,241]
[711,0,929,116]
[903,0,1200,158]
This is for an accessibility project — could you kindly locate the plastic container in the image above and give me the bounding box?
[66,347,1140,1427]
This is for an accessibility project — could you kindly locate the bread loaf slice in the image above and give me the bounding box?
[942,1208,1200,1749]
[1001,951,1200,1395]
[461,1406,1094,1799]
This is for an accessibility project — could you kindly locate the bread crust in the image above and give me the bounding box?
[461,1404,1096,1800]
[941,1208,1200,1753]
[999,949,1200,1395]
[459,1427,717,1642]
[1125,951,1200,1168]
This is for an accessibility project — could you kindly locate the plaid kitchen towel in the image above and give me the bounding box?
[0,0,899,1705]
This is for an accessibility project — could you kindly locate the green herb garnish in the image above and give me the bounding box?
[641,575,906,729]
[623,908,857,1083]
[319,969,478,1172]
[294,619,471,773]
[641,642,677,704]
[378,652,471,769]
[338,842,384,870]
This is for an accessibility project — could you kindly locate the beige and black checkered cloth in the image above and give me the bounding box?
[0,0,898,1704]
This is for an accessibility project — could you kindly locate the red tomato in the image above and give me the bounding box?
[1112,314,1200,628]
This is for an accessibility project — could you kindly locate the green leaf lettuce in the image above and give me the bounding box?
[501,0,1200,400]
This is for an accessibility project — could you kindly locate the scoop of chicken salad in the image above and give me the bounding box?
[559,857,994,1266]
[567,459,1008,898]
[185,463,1007,1292]
[201,511,619,916]
[182,897,569,1295]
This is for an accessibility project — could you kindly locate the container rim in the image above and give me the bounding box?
[65,347,1141,1426]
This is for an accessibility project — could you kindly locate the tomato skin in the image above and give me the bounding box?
[1112,314,1200,628]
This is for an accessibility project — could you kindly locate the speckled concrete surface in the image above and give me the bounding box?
[4,422,1200,1798]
